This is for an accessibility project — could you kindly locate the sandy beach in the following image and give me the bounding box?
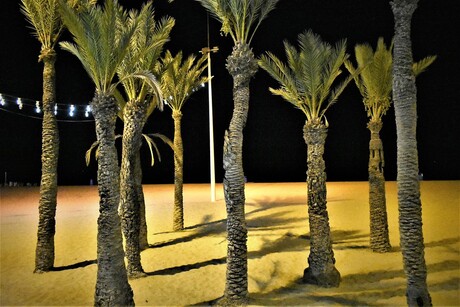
[1,181,459,306]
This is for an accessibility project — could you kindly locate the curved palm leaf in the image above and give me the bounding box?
[86,133,171,167]
[85,134,123,166]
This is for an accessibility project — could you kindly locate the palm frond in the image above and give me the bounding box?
[260,29,351,122]
[59,0,137,94]
[116,4,174,115]
[145,133,175,164]
[159,51,209,111]
[142,134,162,166]
[85,134,122,165]
[258,52,301,108]
[346,37,393,120]
[21,0,65,51]
[196,0,278,44]
[413,55,436,77]
[85,139,100,166]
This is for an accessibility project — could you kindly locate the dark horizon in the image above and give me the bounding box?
[1,0,459,186]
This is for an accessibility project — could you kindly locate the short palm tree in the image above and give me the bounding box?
[58,0,137,304]
[156,50,208,231]
[20,0,74,273]
[115,3,174,278]
[259,30,353,287]
[196,0,279,304]
[345,38,436,253]
[391,0,433,305]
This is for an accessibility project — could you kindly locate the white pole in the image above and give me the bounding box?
[208,52,216,202]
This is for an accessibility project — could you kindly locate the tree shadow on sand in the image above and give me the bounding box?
[148,200,307,250]
[145,257,226,276]
[247,259,460,306]
[51,259,97,271]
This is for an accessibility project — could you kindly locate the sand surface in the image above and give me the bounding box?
[1,181,459,306]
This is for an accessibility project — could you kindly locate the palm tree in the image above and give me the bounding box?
[116,3,174,278]
[156,50,208,231]
[20,0,71,273]
[195,0,279,304]
[391,0,432,305]
[58,0,137,304]
[345,38,436,253]
[346,38,393,253]
[259,30,352,287]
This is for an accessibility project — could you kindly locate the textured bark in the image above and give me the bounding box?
[135,151,149,251]
[35,49,59,273]
[92,93,134,306]
[218,43,258,306]
[391,0,431,306]
[120,101,148,278]
[302,120,340,288]
[368,120,391,252]
[172,110,184,231]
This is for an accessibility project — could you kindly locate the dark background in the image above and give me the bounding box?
[1,0,459,185]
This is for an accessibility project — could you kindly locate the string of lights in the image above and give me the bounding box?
[0,93,95,122]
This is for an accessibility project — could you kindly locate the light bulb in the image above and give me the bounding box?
[69,104,75,117]
[17,98,23,110]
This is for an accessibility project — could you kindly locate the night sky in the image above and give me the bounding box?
[1,0,459,185]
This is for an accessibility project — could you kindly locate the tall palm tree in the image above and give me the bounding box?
[391,0,432,305]
[58,0,137,304]
[195,0,279,304]
[156,50,208,231]
[345,38,436,253]
[259,30,352,287]
[115,3,174,278]
[20,0,71,274]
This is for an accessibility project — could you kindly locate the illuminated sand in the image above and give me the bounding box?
[1,182,459,306]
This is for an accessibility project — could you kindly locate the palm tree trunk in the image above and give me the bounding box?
[302,120,340,288]
[172,110,184,231]
[219,42,258,306]
[35,49,59,273]
[92,93,134,306]
[391,0,431,305]
[135,150,149,251]
[368,120,391,252]
[120,102,148,278]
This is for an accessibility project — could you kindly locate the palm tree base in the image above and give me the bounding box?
[406,285,432,307]
[33,268,49,274]
[215,295,249,307]
[371,243,392,253]
[127,270,147,279]
[302,266,341,287]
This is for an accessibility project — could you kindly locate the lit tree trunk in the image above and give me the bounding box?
[35,49,59,273]
[219,42,257,306]
[92,93,134,306]
[391,0,431,306]
[135,150,149,251]
[172,109,184,231]
[368,119,391,252]
[120,101,148,278]
[302,119,340,288]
